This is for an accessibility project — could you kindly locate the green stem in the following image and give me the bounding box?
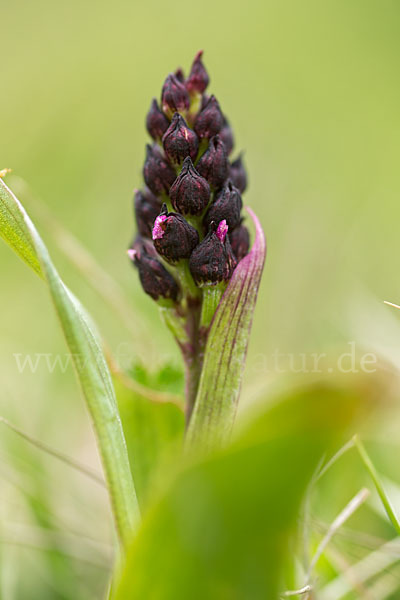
[184,351,203,427]
[200,285,224,330]
[353,434,400,536]
[159,306,190,345]
[185,214,204,240]
[160,297,203,427]
[175,260,201,302]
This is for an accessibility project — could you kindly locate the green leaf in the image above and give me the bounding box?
[187,207,266,448]
[115,375,185,508]
[0,178,42,277]
[115,380,364,599]
[0,179,139,547]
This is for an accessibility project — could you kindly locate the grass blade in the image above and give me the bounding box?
[319,539,400,600]
[0,416,105,486]
[281,585,312,598]
[315,438,356,482]
[354,434,400,536]
[308,488,370,577]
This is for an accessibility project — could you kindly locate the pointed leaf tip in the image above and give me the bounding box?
[0,179,43,277]
[187,207,266,449]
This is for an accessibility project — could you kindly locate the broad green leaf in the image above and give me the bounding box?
[0,179,139,547]
[115,380,365,599]
[115,375,184,508]
[187,207,266,448]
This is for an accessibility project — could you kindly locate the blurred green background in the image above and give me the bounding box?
[1,0,400,597]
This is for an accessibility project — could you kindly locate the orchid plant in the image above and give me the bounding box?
[127,51,266,438]
[1,53,398,599]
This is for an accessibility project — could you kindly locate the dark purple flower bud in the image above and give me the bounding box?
[196,135,228,189]
[129,234,158,258]
[174,67,185,83]
[230,154,248,193]
[194,95,223,139]
[189,220,235,286]
[225,233,238,273]
[200,94,210,110]
[162,113,199,165]
[128,246,179,302]
[219,117,234,155]
[169,157,210,216]
[146,99,169,140]
[186,50,209,95]
[161,73,190,118]
[143,144,176,195]
[204,180,242,231]
[152,204,199,263]
[230,223,250,261]
[134,188,162,238]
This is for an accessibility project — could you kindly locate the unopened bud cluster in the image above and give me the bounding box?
[129,51,250,304]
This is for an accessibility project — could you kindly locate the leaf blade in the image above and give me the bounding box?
[115,375,185,509]
[0,178,139,546]
[115,380,363,599]
[187,207,266,448]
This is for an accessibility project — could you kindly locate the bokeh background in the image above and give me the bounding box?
[1,1,400,597]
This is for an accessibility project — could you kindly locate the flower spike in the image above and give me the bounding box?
[128,51,266,429]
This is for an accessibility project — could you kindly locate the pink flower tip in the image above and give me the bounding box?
[216,219,228,242]
[152,214,167,240]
